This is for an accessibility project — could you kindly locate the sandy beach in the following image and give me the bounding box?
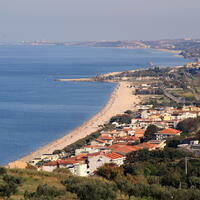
[15,81,140,163]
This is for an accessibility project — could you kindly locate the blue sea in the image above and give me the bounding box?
[0,45,190,165]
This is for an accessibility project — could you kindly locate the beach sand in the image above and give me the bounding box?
[13,81,140,163]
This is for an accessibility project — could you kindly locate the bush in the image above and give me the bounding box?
[3,174,22,185]
[24,184,65,200]
[96,163,124,181]
[0,167,7,175]
[176,117,200,134]
[62,176,117,200]
[109,114,132,124]
[0,175,22,199]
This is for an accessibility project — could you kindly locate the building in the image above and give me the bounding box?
[87,152,125,174]
[75,146,100,156]
[41,159,88,176]
[155,128,181,140]
[147,140,166,149]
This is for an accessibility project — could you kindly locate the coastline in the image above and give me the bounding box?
[155,48,183,57]
[12,81,140,164]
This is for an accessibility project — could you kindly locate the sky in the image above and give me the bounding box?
[0,0,200,42]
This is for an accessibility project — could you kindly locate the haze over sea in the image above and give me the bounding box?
[0,45,190,165]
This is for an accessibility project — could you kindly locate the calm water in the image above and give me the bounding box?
[0,45,190,165]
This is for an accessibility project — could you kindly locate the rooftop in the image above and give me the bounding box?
[157,128,181,135]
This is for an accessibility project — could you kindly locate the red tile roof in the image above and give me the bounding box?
[44,159,78,166]
[95,139,105,143]
[114,136,140,141]
[104,152,125,159]
[136,142,157,149]
[84,145,102,148]
[134,129,145,135]
[98,135,113,140]
[113,145,143,154]
[157,128,181,135]
[108,144,128,150]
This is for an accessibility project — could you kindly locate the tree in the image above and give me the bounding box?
[144,124,159,141]
[62,176,117,200]
[0,175,22,200]
[0,184,18,200]
[24,184,65,200]
[3,175,22,185]
[176,117,200,134]
[160,172,181,188]
[166,136,183,148]
[96,163,124,181]
[149,184,172,200]
[109,115,132,124]
[0,167,7,175]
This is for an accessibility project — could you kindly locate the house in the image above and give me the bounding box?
[136,142,157,151]
[134,129,145,138]
[147,140,166,149]
[87,152,125,174]
[155,128,181,140]
[97,135,113,145]
[40,154,60,162]
[110,144,143,155]
[75,145,100,156]
[90,139,106,146]
[161,113,172,121]
[41,158,88,176]
[113,136,140,144]
[28,158,42,166]
[149,114,162,122]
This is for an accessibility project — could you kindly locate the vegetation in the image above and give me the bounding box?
[24,184,66,200]
[176,117,200,134]
[62,176,117,200]
[143,124,159,141]
[0,168,74,200]
[94,148,200,200]
[109,114,132,124]
[0,168,22,200]
[1,146,200,200]
[135,88,163,95]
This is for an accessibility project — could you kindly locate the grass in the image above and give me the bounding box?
[0,168,76,200]
[166,88,196,101]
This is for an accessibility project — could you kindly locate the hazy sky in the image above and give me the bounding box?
[0,0,199,42]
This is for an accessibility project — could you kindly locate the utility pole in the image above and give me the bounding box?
[185,157,188,175]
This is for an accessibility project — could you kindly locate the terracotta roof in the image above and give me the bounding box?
[98,135,113,140]
[84,145,102,148]
[95,139,105,143]
[44,159,78,166]
[136,142,157,149]
[134,129,145,135]
[157,128,181,135]
[86,152,103,157]
[113,145,143,154]
[108,144,128,150]
[104,152,125,159]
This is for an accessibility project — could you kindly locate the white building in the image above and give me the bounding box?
[155,128,181,140]
[87,152,125,174]
[41,159,88,176]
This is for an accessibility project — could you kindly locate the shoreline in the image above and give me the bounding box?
[12,81,140,164]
